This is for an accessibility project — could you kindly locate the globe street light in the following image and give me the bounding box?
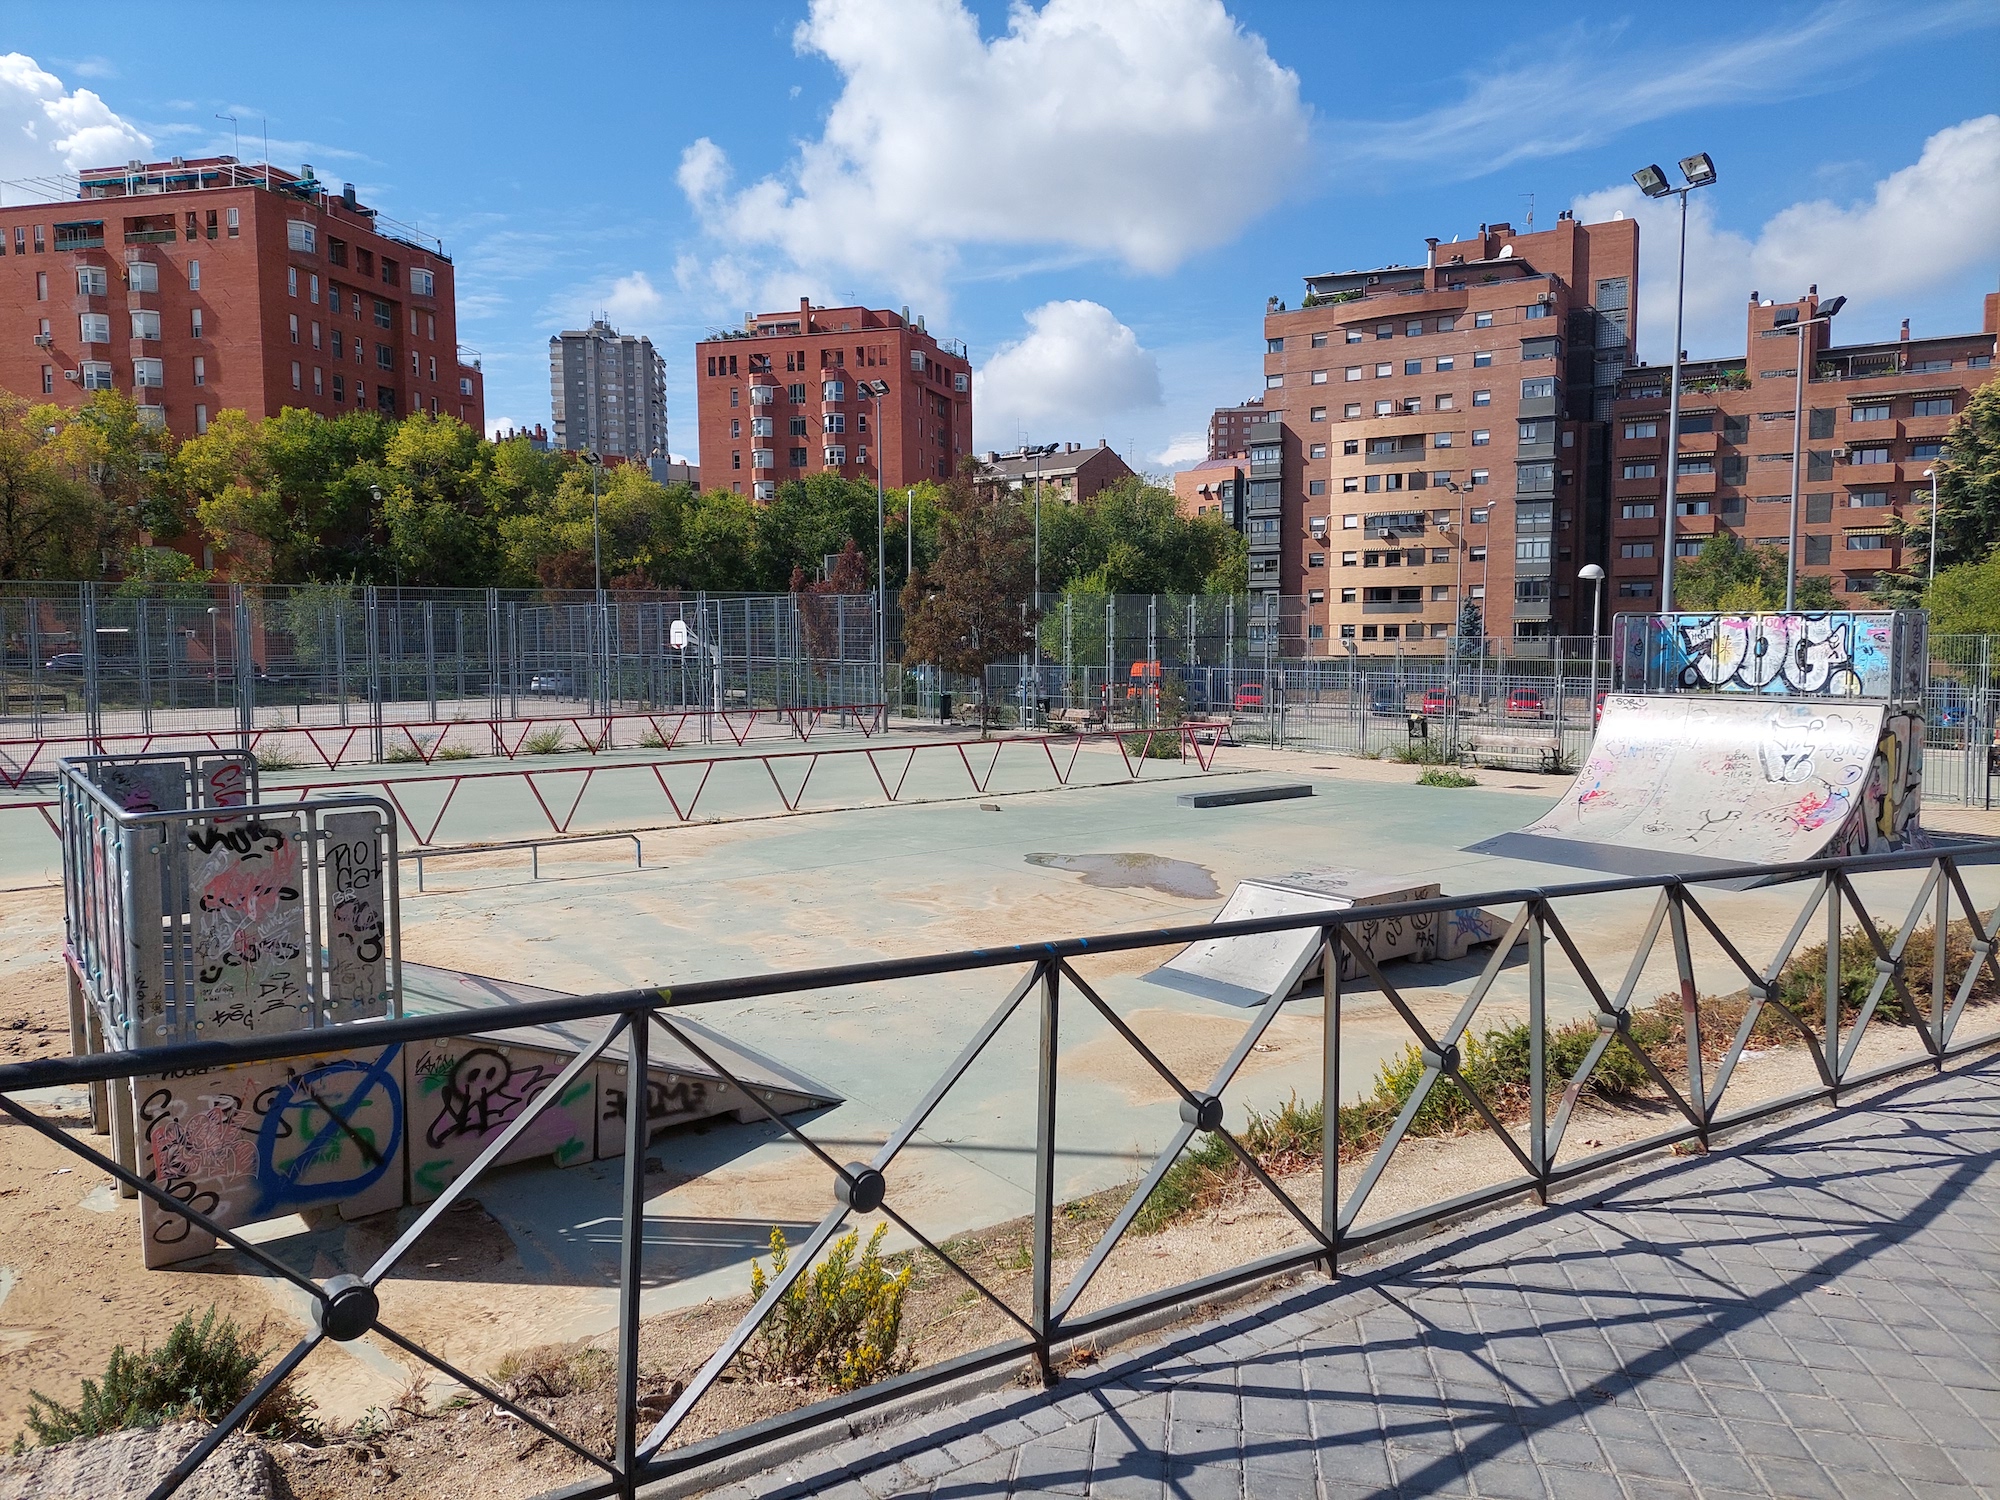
[1578,562,1605,735]
[1633,152,1718,610]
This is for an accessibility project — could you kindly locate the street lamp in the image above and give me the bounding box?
[861,379,892,712]
[1578,562,1605,735]
[1778,296,1845,610]
[1633,152,1718,610]
[1924,463,1943,582]
[581,449,604,596]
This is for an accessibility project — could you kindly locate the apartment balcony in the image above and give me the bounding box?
[1519,390,1562,419]
[1671,470,1718,497]
[1365,441,1427,465]
[1361,600,1423,615]
[752,450,775,471]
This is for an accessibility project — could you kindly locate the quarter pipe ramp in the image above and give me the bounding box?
[1468,693,1923,878]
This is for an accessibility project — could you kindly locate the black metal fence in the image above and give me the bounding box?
[4,841,1996,1498]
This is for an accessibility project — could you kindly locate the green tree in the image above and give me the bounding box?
[1453,598,1485,658]
[1035,476,1238,595]
[1923,552,2000,636]
[1897,381,2000,578]
[1672,532,1834,611]
[899,465,1037,731]
[115,544,212,600]
[0,391,169,580]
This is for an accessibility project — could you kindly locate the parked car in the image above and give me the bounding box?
[1422,688,1452,717]
[1507,688,1546,720]
[1367,685,1401,716]
[41,652,85,672]
[1233,681,1265,712]
[528,671,574,695]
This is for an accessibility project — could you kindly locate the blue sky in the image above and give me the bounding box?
[4,0,1997,471]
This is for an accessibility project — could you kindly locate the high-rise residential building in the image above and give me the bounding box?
[1608,291,1999,605]
[1207,399,1264,461]
[548,319,667,462]
[694,299,971,499]
[0,156,482,443]
[1173,458,1248,529]
[1259,214,1638,653]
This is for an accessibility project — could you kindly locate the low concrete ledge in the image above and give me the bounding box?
[1176,783,1314,809]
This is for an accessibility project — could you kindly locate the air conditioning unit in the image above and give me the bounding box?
[33,333,54,348]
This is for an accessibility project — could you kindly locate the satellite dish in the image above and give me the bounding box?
[1611,210,1625,221]
[669,619,690,650]
[1498,244,1514,259]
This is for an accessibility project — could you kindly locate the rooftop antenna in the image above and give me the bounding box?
[215,115,239,183]
[1521,193,1534,231]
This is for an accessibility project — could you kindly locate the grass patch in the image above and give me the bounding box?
[1389,738,1457,765]
[638,729,676,750]
[1417,767,1477,788]
[1122,732,1183,760]
[253,746,303,771]
[15,1308,319,1451]
[523,727,569,756]
[385,733,434,764]
[435,745,477,761]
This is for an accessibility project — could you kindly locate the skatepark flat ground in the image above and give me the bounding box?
[4,737,1995,1426]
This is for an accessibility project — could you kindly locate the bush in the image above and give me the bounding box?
[523,727,568,755]
[1389,739,1456,765]
[253,746,303,772]
[435,745,477,761]
[1417,767,1477,788]
[19,1308,318,1448]
[1133,1131,1235,1234]
[745,1225,913,1391]
[1122,732,1182,760]
[637,730,675,750]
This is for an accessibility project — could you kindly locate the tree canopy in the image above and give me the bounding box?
[899,464,1037,690]
[1671,532,1835,612]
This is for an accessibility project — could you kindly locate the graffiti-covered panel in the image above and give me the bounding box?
[91,760,189,816]
[138,1043,405,1268]
[405,1037,596,1201]
[322,811,392,1025]
[186,815,310,1039]
[1829,704,1925,857]
[595,1054,738,1160]
[1612,610,1919,699]
[1520,694,1923,863]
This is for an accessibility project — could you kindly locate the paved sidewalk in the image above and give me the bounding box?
[711,1055,2000,1499]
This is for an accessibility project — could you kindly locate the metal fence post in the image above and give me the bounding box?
[135,598,153,737]
[232,583,254,750]
[1031,959,1060,1380]
[615,1008,650,1492]
[1320,921,1341,1273]
[423,602,438,724]
[1528,902,1547,1198]
[81,582,102,746]
[1825,875,1843,1095]
[365,585,383,763]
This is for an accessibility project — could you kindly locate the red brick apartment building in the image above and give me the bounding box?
[695,300,971,498]
[1254,214,1639,652]
[1607,291,1999,603]
[0,156,482,445]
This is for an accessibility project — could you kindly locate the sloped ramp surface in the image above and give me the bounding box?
[1468,693,1915,879]
[1146,868,1513,1008]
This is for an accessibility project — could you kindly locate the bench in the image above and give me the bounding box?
[1465,728,1564,772]
[1047,706,1104,732]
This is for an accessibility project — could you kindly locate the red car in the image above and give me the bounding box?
[1507,688,1545,720]
[1422,688,1451,716]
[1233,682,1264,711]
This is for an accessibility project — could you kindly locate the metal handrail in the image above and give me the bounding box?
[400,830,643,890]
[3,838,1997,1500]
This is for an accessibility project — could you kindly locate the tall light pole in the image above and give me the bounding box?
[1780,296,1845,610]
[1578,562,1605,736]
[582,448,603,595]
[1925,463,1942,581]
[1633,153,1718,611]
[862,380,891,711]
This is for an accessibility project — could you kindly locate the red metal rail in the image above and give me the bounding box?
[0,702,885,787]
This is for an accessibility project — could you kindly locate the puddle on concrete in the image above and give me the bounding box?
[1025,852,1221,900]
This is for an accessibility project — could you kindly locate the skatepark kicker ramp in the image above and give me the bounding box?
[1469,627,1925,880]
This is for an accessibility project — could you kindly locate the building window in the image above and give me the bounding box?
[1622,420,1658,440]
[287,220,317,253]
[192,356,205,386]
[1267,336,1284,353]
[1473,350,1492,367]
[1472,389,1491,406]
[1374,363,1393,378]
[130,310,160,340]
[1309,443,1327,459]
[1308,480,1326,496]
[1435,432,1454,448]
[1311,369,1328,384]
[1620,501,1656,519]
[1617,580,1654,598]
[1622,461,1657,480]
[1436,356,1454,372]
[1345,366,1362,382]
[411,268,434,297]
[289,314,300,343]
[1310,332,1329,348]
[1310,406,1326,422]
[376,343,393,370]
[373,299,392,329]
[1471,429,1490,446]
[1851,403,1890,423]
[80,361,112,389]
[1912,441,1944,461]
[1402,359,1421,376]
[1342,551,1358,566]
[1520,377,1554,400]
[1470,508,1487,524]
[1376,324,1393,340]
[291,361,302,390]
[1266,374,1284,389]
[79,312,111,344]
[1470,469,1488,486]
[76,265,109,297]
[1851,447,1890,466]
[1620,541,1656,558]
[1474,311,1493,328]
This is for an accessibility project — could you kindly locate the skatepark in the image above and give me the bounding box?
[2,607,1996,1485]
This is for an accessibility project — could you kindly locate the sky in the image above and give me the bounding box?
[3,1,1997,473]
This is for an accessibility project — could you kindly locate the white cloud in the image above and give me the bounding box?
[1572,115,2000,360]
[1340,1,1996,180]
[602,271,664,326]
[975,300,1161,450]
[1152,433,1211,470]
[677,0,1309,304]
[0,52,150,187]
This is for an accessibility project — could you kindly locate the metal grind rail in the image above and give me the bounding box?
[3,842,1998,1500]
[0,702,888,788]
[265,725,1224,848]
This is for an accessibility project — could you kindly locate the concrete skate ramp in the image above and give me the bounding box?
[1468,693,1919,879]
[1146,869,1514,1008]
